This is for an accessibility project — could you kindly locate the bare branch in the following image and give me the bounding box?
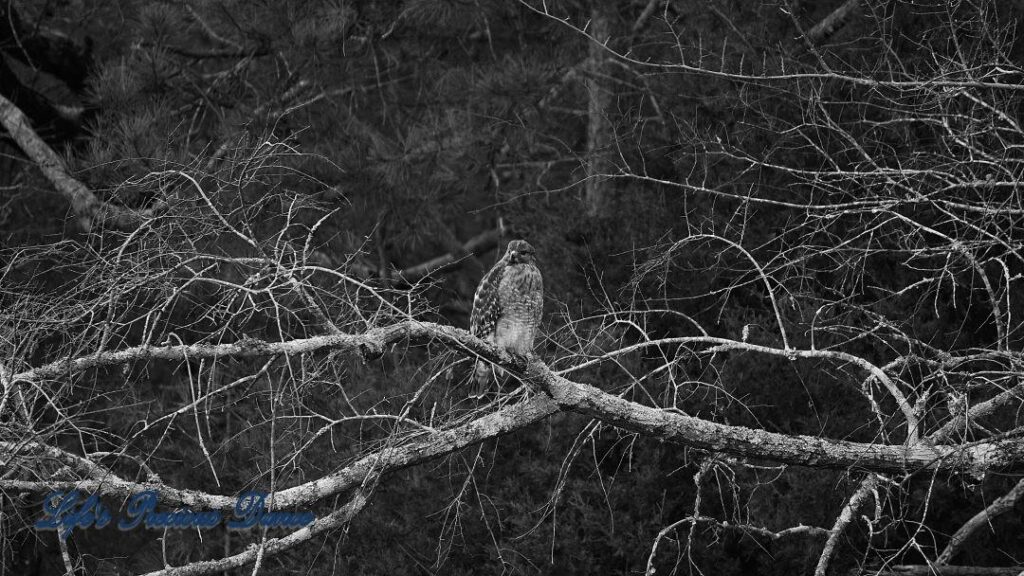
[162,44,270,59]
[936,478,1024,565]
[815,475,878,576]
[0,93,155,231]
[931,382,1024,444]
[631,0,661,34]
[803,0,861,47]
[518,0,1024,92]
[138,488,371,576]
[584,3,613,217]
[882,566,1024,576]
[392,227,501,283]
[8,321,1024,480]
[0,395,559,510]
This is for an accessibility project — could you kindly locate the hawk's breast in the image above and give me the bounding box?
[495,263,543,354]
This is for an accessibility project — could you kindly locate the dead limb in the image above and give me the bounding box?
[936,477,1024,565]
[11,321,1024,477]
[0,93,155,231]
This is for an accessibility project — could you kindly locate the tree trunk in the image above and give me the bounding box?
[585,3,613,217]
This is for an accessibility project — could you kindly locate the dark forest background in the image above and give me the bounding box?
[2,1,1024,575]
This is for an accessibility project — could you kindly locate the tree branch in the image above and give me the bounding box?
[815,475,877,576]
[931,382,1024,444]
[584,3,613,217]
[10,321,1024,479]
[936,478,1024,565]
[0,93,155,231]
[162,44,270,59]
[803,0,861,47]
[5,321,1024,575]
[882,566,1024,576]
[139,487,371,576]
[392,227,501,283]
[520,1,1024,92]
[0,394,559,510]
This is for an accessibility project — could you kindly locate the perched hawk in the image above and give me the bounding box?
[470,239,543,386]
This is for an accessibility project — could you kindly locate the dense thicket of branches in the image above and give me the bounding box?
[2,1,1024,575]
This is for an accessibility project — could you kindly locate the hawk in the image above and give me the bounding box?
[470,239,543,386]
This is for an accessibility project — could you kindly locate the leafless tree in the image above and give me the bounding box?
[2,1,1024,575]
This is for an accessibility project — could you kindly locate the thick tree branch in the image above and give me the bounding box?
[9,321,1024,485]
[527,362,1021,472]
[5,321,1024,575]
[0,93,154,231]
[931,382,1024,444]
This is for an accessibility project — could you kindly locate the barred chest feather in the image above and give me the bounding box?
[494,263,543,354]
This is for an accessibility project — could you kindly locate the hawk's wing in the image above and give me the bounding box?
[470,260,505,339]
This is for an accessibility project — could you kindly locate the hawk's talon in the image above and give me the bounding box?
[509,351,531,366]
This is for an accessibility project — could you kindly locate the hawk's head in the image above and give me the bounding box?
[506,240,537,265]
